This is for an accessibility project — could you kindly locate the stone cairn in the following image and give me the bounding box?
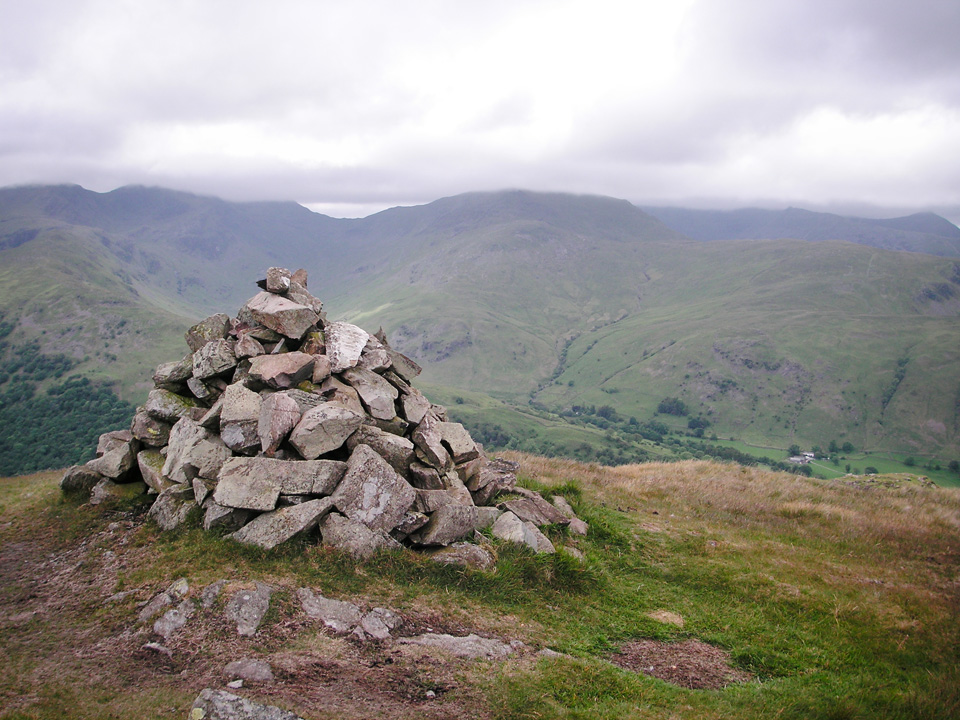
[61,268,586,560]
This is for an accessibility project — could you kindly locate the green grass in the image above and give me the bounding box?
[2,457,958,719]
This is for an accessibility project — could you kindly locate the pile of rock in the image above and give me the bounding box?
[61,268,586,559]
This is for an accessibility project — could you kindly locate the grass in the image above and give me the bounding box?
[2,456,959,719]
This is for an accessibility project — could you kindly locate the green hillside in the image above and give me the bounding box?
[1,184,959,478]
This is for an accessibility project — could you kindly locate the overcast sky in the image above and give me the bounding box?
[2,0,959,221]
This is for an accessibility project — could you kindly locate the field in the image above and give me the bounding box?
[1,455,958,719]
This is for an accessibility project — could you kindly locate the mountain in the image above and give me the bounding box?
[640,206,960,257]
[1,184,959,475]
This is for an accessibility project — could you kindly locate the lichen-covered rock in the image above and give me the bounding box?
[190,688,305,720]
[345,424,415,475]
[149,486,196,530]
[219,384,262,454]
[331,445,416,532]
[288,403,363,459]
[319,512,403,560]
[138,449,176,494]
[185,313,232,352]
[325,321,369,373]
[257,392,302,455]
[214,457,282,511]
[163,417,231,483]
[192,338,238,380]
[411,504,479,546]
[245,291,319,340]
[86,438,138,479]
[340,366,399,420]
[144,388,201,423]
[60,464,103,496]
[131,408,172,447]
[229,497,334,549]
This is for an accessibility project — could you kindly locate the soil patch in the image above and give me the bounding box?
[609,638,753,689]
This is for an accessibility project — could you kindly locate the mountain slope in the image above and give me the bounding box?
[641,206,960,257]
[2,184,959,467]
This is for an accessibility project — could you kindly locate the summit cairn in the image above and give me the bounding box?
[61,268,586,559]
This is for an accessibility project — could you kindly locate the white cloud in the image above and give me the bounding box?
[0,0,958,216]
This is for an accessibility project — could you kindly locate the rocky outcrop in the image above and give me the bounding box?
[62,268,587,558]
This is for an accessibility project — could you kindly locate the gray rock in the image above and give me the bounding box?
[286,279,324,315]
[437,422,481,464]
[359,607,402,640]
[248,352,315,389]
[214,457,282,511]
[317,376,366,415]
[130,409,172,447]
[400,388,430,423]
[201,579,228,608]
[392,511,429,538]
[332,445,416,532]
[279,388,326,414]
[203,502,251,531]
[192,339,238,380]
[340,367,399,420]
[96,430,133,456]
[192,477,215,505]
[163,417,231,483]
[346,424,415,475]
[234,333,265,359]
[499,493,570,527]
[144,388,201,424]
[319,512,402,560]
[475,506,502,529]
[185,314,232,352]
[296,587,362,634]
[245,291,319,340]
[138,578,189,622]
[551,495,589,535]
[491,511,556,554]
[469,457,518,506]
[89,478,147,505]
[325,321,369,373]
[60,464,103,496]
[257,392,302,455]
[413,489,459,514]
[153,354,194,388]
[220,384,263,454]
[153,598,195,640]
[187,375,227,402]
[288,403,363,459]
[357,337,392,372]
[311,354,332,383]
[148,486,196,531]
[223,658,274,684]
[398,632,515,660]
[87,439,138,479]
[190,688,305,720]
[410,414,452,470]
[225,582,273,637]
[408,462,445,490]
[228,497,334,550]
[411,504,479,546]
[424,542,496,571]
[265,266,292,294]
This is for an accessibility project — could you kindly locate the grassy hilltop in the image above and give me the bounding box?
[1,455,957,719]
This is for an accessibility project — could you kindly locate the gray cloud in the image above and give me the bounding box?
[0,0,957,219]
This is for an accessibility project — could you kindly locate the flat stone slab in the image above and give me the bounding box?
[144,388,201,423]
[424,542,496,571]
[190,688,305,720]
[346,424,415,475]
[397,632,515,660]
[248,352,315,389]
[499,496,570,527]
[214,457,282,511]
[185,313,232,352]
[296,587,362,634]
[492,511,555,554]
[411,504,479,546]
[258,392,302,455]
[223,658,274,684]
[228,497,334,550]
[225,582,274,637]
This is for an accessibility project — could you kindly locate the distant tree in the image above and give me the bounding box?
[657,397,688,416]
[845,464,851,473]
[596,405,619,421]
[828,440,839,453]
[841,442,855,453]
[949,460,959,475]
[788,444,801,456]
[865,466,879,474]
[904,457,915,467]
